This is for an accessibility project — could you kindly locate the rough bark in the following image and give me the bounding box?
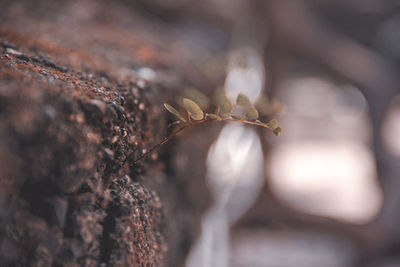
[0,1,198,265]
[0,29,169,266]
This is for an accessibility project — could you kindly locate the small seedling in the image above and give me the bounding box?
[134,89,282,163]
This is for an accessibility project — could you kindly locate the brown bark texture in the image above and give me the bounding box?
[0,0,205,266]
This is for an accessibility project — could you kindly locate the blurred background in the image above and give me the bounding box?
[164,0,400,266]
[2,0,400,266]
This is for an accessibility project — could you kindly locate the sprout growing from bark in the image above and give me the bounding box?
[134,89,282,163]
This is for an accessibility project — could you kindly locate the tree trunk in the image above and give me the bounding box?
[0,1,204,265]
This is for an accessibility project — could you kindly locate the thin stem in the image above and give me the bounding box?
[217,117,274,130]
[133,120,204,164]
[133,116,275,164]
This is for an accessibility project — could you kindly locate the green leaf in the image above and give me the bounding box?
[206,113,219,120]
[266,119,279,129]
[255,95,282,115]
[163,103,187,122]
[254,95,269,114]
[183,98,204,120]
[245,107,259,121]
[236,93,252,106]
[273,126,282,136]
[220,98,233,114]
[231,114,243,120]
[184,88,210,109]
[214,87,233,114]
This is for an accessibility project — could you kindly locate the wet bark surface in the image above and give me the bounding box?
[0,33,167,266]
[0,0,217,266]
